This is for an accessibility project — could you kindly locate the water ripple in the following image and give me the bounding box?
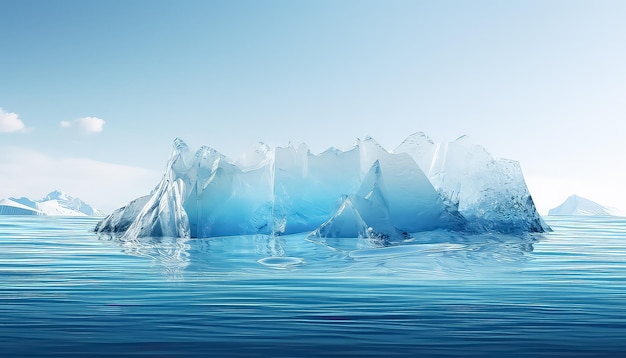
[0,216,625,356]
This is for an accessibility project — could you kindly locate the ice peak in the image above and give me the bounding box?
[172,138,189,151]
[44,189,72,202]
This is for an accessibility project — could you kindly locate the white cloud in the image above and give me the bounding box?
[0,146,160,213]
[60,116,106,133]
[0,108,26,133]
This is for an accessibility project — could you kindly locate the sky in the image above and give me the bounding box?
[1,0,625,214]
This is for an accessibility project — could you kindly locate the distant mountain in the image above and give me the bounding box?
[0,190,105,216]
[548,195,622,216]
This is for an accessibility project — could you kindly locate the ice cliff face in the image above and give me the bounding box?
[0,198,45,215]
[96,133,549,239]
[395,133,547,233]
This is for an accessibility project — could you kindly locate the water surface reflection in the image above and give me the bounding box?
[98,229,541,280]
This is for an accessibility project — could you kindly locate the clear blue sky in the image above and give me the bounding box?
[1,0,625,213]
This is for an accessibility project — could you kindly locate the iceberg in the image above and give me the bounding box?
[549,195,623,216]
[0,198,45,215]
[96,133,549,240]
[1,190,105,216]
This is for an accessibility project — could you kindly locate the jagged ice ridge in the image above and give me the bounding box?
[96,133,549,240]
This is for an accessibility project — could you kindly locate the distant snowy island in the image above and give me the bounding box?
[549,195,623,216]
[97,133,549,240]
[0,190,105,216]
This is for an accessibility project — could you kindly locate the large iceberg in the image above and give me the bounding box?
[96,133,549,240]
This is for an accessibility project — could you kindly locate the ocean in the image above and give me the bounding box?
[0,216,624,357]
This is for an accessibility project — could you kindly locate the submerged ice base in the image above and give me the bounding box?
[96,133,549,240]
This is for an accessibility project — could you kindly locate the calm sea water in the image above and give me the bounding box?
[0,216,625,357]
